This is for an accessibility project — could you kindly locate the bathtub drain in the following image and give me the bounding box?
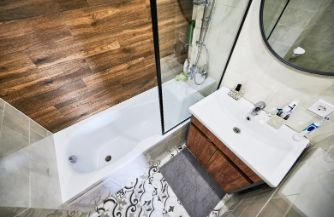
[105,155,112,162]
[69,155,78,164]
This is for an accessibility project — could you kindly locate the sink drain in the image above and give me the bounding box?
[105,155,112,162]
[233,127,241,134]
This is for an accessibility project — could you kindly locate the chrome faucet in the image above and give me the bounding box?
[247,101,266,120]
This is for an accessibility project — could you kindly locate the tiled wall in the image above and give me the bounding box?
[189,0,250,86]
[0,98,50,158]
[220,133,334,217]
[214,1,334,216]
[0,98,62,212]
[267,0,329,57]
[221,0,334,144]
[286,1,334,72]
[262,0,288,36]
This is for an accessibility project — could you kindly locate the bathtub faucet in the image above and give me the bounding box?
[246,101,266,120]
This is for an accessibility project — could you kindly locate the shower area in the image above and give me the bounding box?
[154,0,217,132]
[154,0,251,132]
[0,0,251,214]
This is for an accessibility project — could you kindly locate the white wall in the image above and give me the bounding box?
[221,0,334,144]
[190,0,250,86]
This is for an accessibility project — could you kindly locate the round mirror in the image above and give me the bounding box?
[260,0,334,76]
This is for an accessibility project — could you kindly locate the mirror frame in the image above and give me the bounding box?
[259,0,334,76]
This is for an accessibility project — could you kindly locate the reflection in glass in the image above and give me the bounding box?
[261,0,334,75]
[156,0,251,132]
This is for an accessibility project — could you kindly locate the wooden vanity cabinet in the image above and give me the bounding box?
[186,117,262,193]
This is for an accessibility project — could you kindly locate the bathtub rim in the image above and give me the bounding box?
[53,86,189,202]
[55,121,188,203]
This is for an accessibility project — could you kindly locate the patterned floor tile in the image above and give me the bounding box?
[89,143,230,217]
[90,162,189,217]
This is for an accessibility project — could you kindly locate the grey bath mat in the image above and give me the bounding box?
[160,149,225,217]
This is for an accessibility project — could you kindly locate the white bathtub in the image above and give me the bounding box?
[54,79,214,202]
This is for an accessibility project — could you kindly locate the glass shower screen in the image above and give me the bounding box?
[150,0,251,133]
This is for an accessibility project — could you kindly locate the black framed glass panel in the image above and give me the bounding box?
[151,0,252,133]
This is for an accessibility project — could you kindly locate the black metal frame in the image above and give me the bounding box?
[150,0,253,134]
[266,0,290,40]
[259,0,334,76]
[150,0,165,134]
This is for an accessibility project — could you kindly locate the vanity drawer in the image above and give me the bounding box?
[187,124,251,192]
[191,117,262,183]
[206,150,251,192]
[187,124,217,167]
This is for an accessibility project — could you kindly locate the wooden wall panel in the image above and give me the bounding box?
[0,0,153,132]
[157,0,192,60]
[0,0,191,133]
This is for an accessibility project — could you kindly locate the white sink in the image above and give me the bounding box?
[189,87,309,187]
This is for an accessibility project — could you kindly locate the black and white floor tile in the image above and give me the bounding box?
[90,163,188,217]
[89,144,230,217]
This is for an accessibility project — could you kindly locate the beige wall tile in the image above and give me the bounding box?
[0,99,4,130]
[258,195,297,217]
[285,206,305,217]
[190,1,249,84]
[3,103,29,138]
[0,151,30,207]
[27,136,62,208]
[0,126,29,158]
[221,0,334,144]
[0,99,59,209]
[0,207,27,217]
[225,186,275,217]
[29,119,50,144]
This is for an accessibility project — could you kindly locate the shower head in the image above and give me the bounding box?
[193,0,209,5]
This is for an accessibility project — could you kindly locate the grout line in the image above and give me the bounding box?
[282,194,300,217]
[13,208,29,217]
[28,119,31,145]
[254,187,279,217]
[29,170,32,208]
[28,119,32,208]
[0,101,6,134]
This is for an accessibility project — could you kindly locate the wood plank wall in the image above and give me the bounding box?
[158,0,192,61]
[0,0,191,132]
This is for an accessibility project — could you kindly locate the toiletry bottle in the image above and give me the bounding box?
[293,116,330,141]
[277,101,298,120]
[228,83,243,100]
[293,122,320,141]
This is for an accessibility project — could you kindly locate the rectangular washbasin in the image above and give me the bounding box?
[189,87,309,187]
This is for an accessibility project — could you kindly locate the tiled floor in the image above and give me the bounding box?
[87,141,233,217]
[89,145,190,217]
[161,149,225,217]
[90,162,189,217]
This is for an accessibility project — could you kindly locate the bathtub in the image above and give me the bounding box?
[54,79,215,202]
